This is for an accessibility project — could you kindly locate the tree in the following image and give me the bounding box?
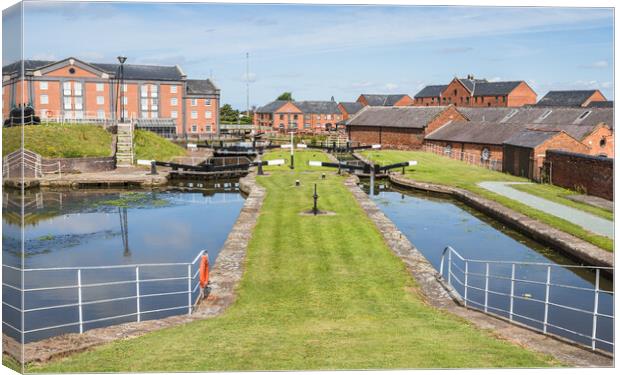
[277,92,293,101]
[219,104,239,123]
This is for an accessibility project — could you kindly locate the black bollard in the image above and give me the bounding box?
[321,173,326,180]
[295,179,300,186]
[402,166,405,175]
[313,183,319,215]
[257,161,264,175]
[150,161,158,175]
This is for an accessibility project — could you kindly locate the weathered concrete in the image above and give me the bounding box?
[2,171,265,364]
[389,174,613,268]
[344,174,612,367]
[567,194,614,212]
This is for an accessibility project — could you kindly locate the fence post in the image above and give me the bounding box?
[509,263,515,321]
[591,268,600,350]
[135,266,141,322]
[77,269,83,334]
[484,263,489,313]
[187,264,192,315]
[463,261,469,307]
[543,266,551,333]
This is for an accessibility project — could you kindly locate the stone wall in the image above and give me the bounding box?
[45,156,116,174]
[545,150,613,201]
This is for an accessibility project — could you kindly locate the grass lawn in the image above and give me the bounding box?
[361,150,613,252]
[2,123,113,158]
[29,150,555,372]
[3,354,22,373]
[133,129,186,162]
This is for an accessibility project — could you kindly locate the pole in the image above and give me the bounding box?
[290,131,294,170]
[120,63,124,123]
[246,52,250,118]
[313,183,318,215]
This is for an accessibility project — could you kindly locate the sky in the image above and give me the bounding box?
[2,1,615,109]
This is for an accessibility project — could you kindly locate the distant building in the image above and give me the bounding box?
[536,90,607,107]
[587,100,614,108]
[413,75,537,107]
[2,57,219,137]
[253,100,342,133]
[338,101,364,120]
[356,94,414,107]
[345,105,465,149]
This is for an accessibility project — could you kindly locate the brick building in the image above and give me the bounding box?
[536,90,607,107]
[253,100,342,133]
[544,150,613,200]
[345,105,465,149]
[356,94,414,107]
[2,57,220,137]
[413,75,537,107]
[337,101,364,120]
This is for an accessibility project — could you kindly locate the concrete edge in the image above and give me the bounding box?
[388,174,613,268]
[343,174,612,367]
[2,171,266,365]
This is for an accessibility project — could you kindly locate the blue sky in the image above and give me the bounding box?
[2,1,614,108]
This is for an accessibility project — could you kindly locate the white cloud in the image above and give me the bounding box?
[578,60,609,69]
[384,83,399,91]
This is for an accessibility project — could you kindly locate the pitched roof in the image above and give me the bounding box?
[255,100,290,113]
[524,123,601,141]
[587,100,614,108]
[503,130,560,148]
[536,90,603,107]
[414,85,447,98]
[472,81,524,96]
[346,106,451,128]
[457,78,488,93]
[339,102,364,115]
[425,121,525,145]
[2,59,184,81]
[458,107,613,128]
[255,100,339,114]
[186,79,219,95]
[360,94,411,106]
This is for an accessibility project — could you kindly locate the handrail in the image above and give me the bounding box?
[1,250,207,340]
[438,246,614,352]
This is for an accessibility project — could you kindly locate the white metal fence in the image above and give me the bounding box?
[422,143,502,171]
[2,250,206,342]
[2,149,61,179]
[439,246,614,352]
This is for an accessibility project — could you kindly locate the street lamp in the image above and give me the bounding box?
[117,56,127,123]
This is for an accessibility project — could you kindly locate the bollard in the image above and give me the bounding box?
[150,161,158,175]
[321,173,326,180]
[312,183,319,215]
[402,166,405,175]
[257,161,264,176]
[295,179,300,186]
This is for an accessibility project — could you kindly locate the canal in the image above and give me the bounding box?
[2,180,245,343]
[364,182,614,353]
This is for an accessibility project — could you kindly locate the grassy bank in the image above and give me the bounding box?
[2,123,113,158]
[30,150,554,371]
[361,150,613,252]
[134,129,186,162]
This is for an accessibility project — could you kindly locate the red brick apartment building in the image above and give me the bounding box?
[356,94,414,107]
[535,90,607,107]
[413,75,537,107]
[253,100,342,133]
[2,57,220,137]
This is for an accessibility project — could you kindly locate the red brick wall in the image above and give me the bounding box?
[531,132,589,179]
[581,126,614,157]
[545,150,613,200]
[505,82,537,107]
[441,79,472,106]
[393,95,415,106]
[424,140,504,162]
[413,97,441,106]
[424,106,467,135]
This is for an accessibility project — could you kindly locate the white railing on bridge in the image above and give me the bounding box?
[1,250,206,341]
[2,149,61,180]
[439,246,614,352]
[423,143,502,171]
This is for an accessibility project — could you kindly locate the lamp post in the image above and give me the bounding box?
[117,56,127,123]
[289,130,295,170]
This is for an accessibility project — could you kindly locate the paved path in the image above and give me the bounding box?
[478,182,614,239]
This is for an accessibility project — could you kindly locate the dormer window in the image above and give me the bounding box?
[539,110,553,121]
[578,110,592,120]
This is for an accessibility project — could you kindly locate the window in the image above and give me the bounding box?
[327,114,332,120]
[123,84,128,92]
[191,111,198,119]
[538,110,553,121]
[600,138,607,147]
[578,110,592,120]
[97,110,106,120]
[481,148,490,161]
[171,97,178,106]
[151,102,158,111]
[205,111,212,119]
[171,111,178,118]
[141,98,149,108]
[96,96,105,105]
[453,89,457,96]
[63,82,72,96]
[170,85,177,93]
[205,99,211,105]
[151,85,158,97]
[191,124,197,133]
[444,144,452,156]
[141,86,149,98]
[293,114,298,120]
[39,81,48,90]
[151,112,158,119]
[96,83,104,92]
[74,97,83,110]
[304,123,310,128]
[191,99,198,106]
[279,114,284,120]
[64,97,72,110]
[40,95,49,105]
[74,82,82,96]
[123,97,128,105]
[142,111,149,119]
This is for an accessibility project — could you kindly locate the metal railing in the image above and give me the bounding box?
[439,246,614,352]
[2,250,206,341]
[423,143,502,171]
[2,149,61,180]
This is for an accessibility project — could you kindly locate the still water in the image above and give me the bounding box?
[2,181,245,342]
[366,184,614,352]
